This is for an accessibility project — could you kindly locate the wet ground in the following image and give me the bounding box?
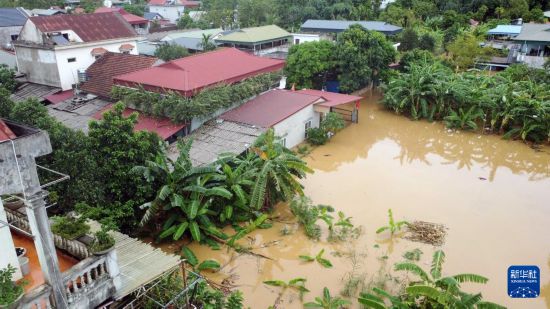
[180,90,550,308]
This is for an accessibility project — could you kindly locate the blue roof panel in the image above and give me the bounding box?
[487,25,522,35]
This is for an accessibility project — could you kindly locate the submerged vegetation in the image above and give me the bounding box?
[376,209,409,236]
[382,61,550,144]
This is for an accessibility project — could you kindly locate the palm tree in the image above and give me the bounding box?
[199,34,217,52]
[248,129,313,210]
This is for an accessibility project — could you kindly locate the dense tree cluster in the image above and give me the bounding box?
[285,26,396,93]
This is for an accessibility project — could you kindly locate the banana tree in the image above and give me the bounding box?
[249,129,313,210]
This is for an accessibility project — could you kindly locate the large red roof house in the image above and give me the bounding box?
[14,12,140,91]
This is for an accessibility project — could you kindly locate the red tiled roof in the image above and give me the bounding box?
[148,0,200,7]
[93,105,185,140]
[80,52,158,99]
[220,90,322,128]
[95,7,149,25]
[45,89,74,104]
[0,119,17,142]
[29,12,137,43]
[113,48,285,97]
[298,89,362,108]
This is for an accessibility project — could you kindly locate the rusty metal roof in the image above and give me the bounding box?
[29,12,137,43]
[0,119,17,142]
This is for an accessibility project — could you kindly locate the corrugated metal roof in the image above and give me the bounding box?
[215,25,291,44]
[487,25,522,35]
[81,52,158,98]
[0,8,28,27]
[113,48,285,96]
[94,7,148,25]
[168,120,264,165]
[162,28,223,50]
[513,23,550,42]
[148,0,200,6]
[29,12,137,43]
[220,89,322,127]
[300,19,402,34]
[10,82,61,102]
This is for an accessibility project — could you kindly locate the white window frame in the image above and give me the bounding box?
[304,119,312,138]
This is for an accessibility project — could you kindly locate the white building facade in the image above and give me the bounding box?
[14,12,139,90]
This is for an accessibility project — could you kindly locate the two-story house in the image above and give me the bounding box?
[14,12,140,90]
[147,0,200,23]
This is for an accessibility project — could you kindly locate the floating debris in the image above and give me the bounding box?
[404,221,447,246]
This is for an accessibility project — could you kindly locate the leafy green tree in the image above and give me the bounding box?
[399,49,437,70]
[399,28,419,51]
[285,41,337,89]
[418,33,436,51]
[249,129,312,210]
[177,12,195,29]
[237,0,276,27]
[447,32,493,71]
[506,0,529,19]
[336,25,397,92]
[0,88,14,117]
[123,4,146,16]
[154,43,190,61]
[85,103,163,231]
[0,65,16,92]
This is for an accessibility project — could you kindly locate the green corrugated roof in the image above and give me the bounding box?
[216,25,291,44]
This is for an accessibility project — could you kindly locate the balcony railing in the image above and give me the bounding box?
[20,284,53,309]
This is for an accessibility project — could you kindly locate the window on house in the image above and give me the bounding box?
[280,138,286,147]
[294,38,300,44]
[122,51,130,54]
[67,57,76,63]
[10,34,18,41]
[304,120,312,138]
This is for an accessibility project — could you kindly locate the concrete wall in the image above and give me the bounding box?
[0,50,16,68]
[0,198,23,280]
[273,105,320,149]
[18,21,44,44]
[292,33,320,45]
[0,26,22,49]
[149,5,185,23]
[54,40,139,90]
[15,46,61,87]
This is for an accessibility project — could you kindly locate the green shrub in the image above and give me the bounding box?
[306,127,328,145]
[0,265,24,306]
[90,226,115,253]
[51,215,90,240]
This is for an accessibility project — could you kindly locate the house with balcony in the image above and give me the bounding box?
[0,118,180,308]
[13,12,140,91]
[215,25,292,57]
[513,23,550,68]
[147,0,201,23]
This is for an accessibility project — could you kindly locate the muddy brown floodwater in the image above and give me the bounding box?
[175,90,550,308]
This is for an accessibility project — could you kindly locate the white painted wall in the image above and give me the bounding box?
[54,39,139,90]
[292,33,320,45]
[0,198,22,280]
[273,105,321,149]
[149,5,185,23]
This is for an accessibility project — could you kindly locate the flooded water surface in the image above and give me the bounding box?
[185,90,550,308]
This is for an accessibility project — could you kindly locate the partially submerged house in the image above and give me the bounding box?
[95,7,149,34]
[0,7,28,49]
[147,0,201,23]
[220,89,362,148]
[14,12,140,90]
[300,19,402,36]
[215,25,292,57]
